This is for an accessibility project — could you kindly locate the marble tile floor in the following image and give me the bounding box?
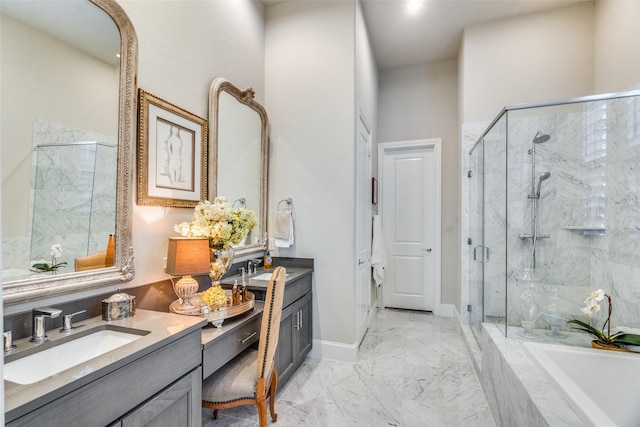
[202,308,496,427]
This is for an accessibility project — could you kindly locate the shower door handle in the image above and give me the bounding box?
[473,245,489,263]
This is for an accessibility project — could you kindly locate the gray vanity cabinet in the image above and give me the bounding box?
[276,291,312,387]
[274,272,313,388]
[6,330,203,427]
[118,367,201,427]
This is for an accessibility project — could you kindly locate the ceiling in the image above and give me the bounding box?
[3,0,587,71]
[360,0,588,70]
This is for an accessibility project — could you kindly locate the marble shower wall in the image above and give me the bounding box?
[462,94,640,332]
[2,119,116,273]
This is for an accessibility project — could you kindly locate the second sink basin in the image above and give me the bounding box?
[4,325,149,385]
[251,272,290,281]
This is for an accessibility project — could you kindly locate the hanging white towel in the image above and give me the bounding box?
[275,209,294,248]
[274,210,292,239]
[371,215,385,286]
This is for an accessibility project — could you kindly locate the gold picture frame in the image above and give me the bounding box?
[137,89,208,207]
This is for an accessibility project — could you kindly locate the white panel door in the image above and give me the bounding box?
[380,140,440,311]
[355,108,372,345]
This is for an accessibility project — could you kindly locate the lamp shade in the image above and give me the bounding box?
[166,237,210,276]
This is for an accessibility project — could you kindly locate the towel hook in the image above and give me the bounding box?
[232,197,247,209]
[277,197,293,211]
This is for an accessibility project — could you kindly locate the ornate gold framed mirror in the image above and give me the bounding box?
[209,78,269,256]
[1,0,137,305]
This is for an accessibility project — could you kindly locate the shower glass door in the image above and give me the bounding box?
[468,139,484,342]
[469,114,508,338]
[484,116,508,335]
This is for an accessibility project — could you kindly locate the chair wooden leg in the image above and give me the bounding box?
[213,409,220,420]
[257,400,268,427]
[269,367,279,422]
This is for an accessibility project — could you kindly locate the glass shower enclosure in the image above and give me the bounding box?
[468,90,640,341]
[30,141,117,267]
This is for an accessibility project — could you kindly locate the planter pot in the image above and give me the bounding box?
[591,340,628,352]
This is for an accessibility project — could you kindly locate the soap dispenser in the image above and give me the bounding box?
[264,251,273,269]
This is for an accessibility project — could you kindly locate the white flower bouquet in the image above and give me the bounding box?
[174,197,257,249]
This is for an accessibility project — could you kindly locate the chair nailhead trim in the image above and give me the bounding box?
[203,394,255,405]
[260,277,278,378]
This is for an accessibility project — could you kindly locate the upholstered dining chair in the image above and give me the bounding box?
[202,266,287,426]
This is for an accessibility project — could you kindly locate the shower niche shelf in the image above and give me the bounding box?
[562,226,605,230]
[562,226,606,234]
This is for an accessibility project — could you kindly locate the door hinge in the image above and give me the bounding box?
[467,304,472,312]
[467,170,472,178]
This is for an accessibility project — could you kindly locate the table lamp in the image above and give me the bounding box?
[166,237,210,314]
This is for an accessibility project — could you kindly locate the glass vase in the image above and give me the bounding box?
[209,245,234,287]
[512,267,542,338]
[543,286,567,338]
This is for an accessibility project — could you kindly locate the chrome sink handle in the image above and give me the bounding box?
[4,330,15,352]
[60,310,87,333]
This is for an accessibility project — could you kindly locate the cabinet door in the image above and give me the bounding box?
[275,302,296,387]
[121,367,202,427]
[294,292,313,363]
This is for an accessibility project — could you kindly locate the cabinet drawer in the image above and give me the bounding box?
[202,315,261,378]
[282,274,312,308]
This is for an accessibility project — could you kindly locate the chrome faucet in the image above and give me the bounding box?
[247,259,262,275]
[30,306,62,344]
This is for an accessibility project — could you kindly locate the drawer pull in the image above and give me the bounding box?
[240,332,257,344]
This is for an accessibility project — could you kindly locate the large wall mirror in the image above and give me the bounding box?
[1,0,137,305]
[209,78,268,256]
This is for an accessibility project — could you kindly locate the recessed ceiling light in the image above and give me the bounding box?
[408,0,423,10]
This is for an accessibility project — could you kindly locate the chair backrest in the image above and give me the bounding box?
[256,266,287,381]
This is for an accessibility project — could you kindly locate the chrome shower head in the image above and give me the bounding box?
[533,131,550,144]
[536,172,551,196]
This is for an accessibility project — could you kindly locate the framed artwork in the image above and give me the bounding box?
[137,89,208,207]
[372,177,378,205]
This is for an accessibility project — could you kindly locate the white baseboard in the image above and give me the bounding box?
[308,339,358,362]
[435,303,454,317]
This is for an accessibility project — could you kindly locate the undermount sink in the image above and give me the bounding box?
[4,326,150,385]
[251,272,290,281]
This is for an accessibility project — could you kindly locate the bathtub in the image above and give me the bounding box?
[525,342,640,427]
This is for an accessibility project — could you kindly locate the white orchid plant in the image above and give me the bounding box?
[31,244,67,272]
[567,289,640,348]
[174,197,257,249]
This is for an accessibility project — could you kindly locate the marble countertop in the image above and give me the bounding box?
[4,309,206,416]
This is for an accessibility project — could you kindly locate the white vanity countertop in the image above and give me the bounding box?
[4,309,206,416]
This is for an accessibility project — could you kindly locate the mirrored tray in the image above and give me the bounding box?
[169,290,255,327]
